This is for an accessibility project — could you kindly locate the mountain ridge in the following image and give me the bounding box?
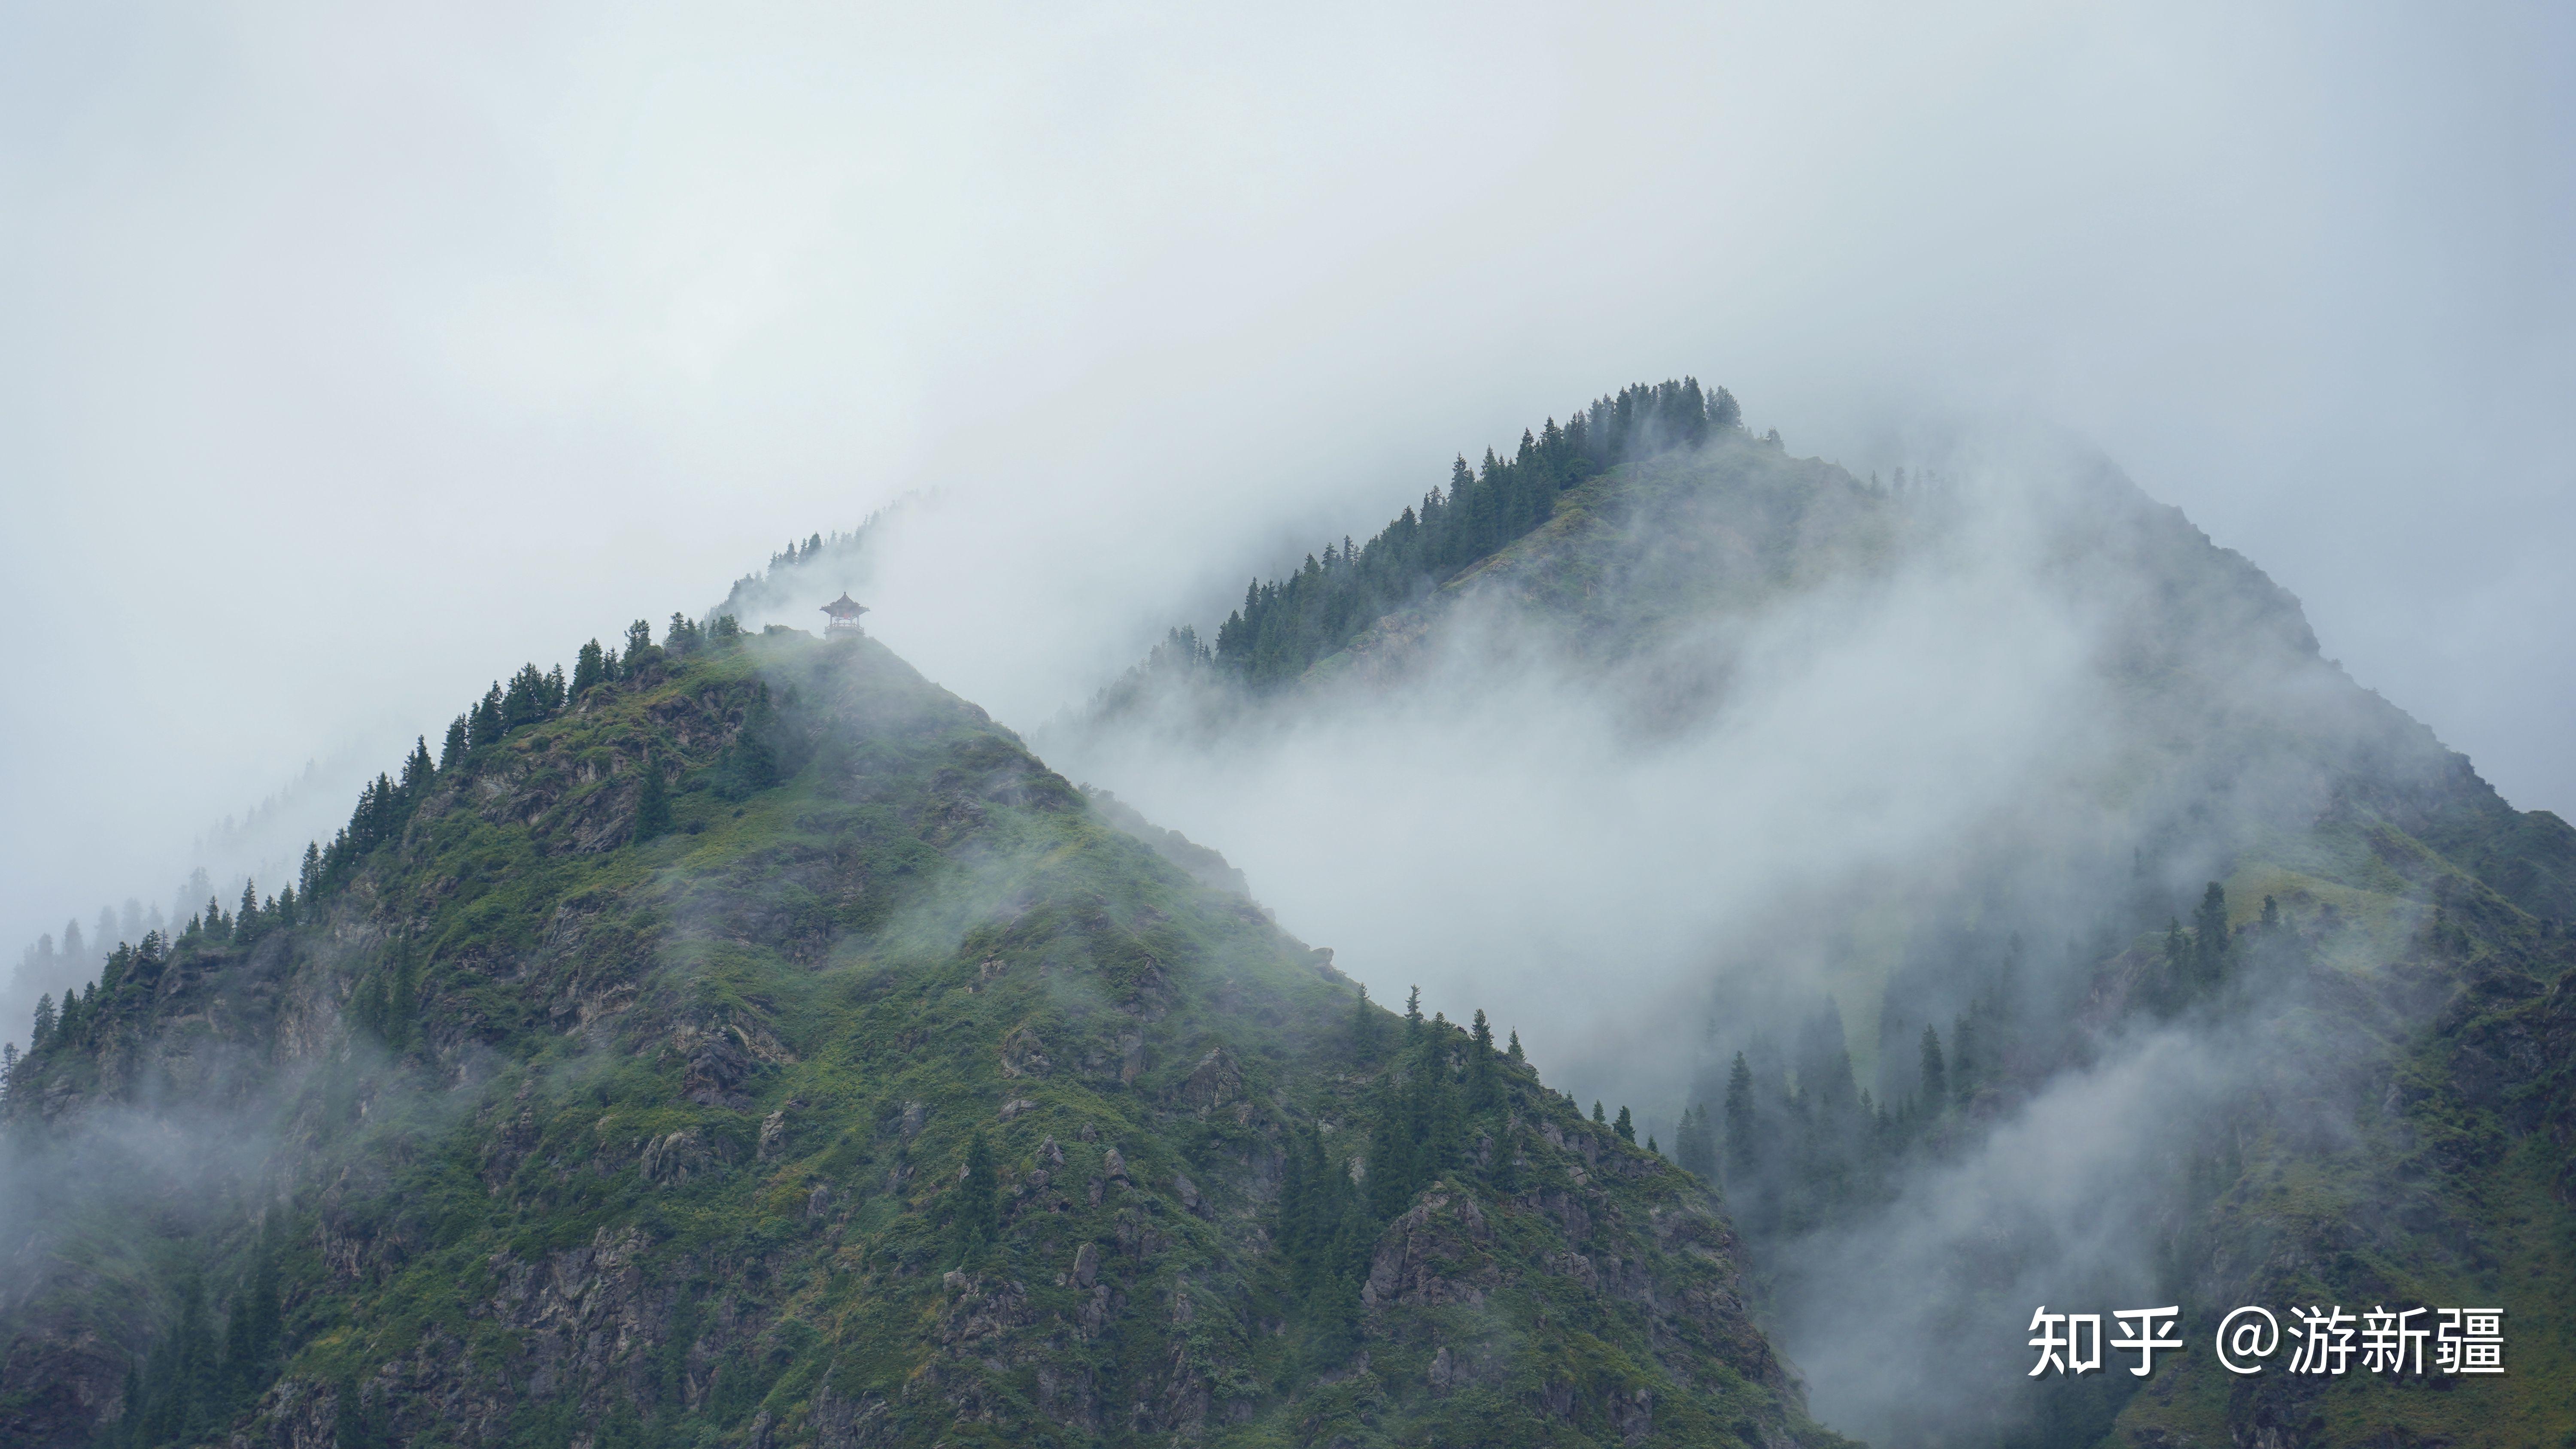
[0,626,1845,1449]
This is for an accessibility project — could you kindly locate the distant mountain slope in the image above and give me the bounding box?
[1055,406,2576,1446]
[0,628,1845,1449]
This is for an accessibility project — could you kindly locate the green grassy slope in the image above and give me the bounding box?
[0,631,1846,1449]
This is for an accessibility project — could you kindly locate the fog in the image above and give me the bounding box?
[4,2,2572,961]
[2,8,2571,1439]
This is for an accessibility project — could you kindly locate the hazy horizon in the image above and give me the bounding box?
[5,1,2572,963]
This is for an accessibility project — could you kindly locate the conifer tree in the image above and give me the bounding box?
[1592,1100,1606,1125]
[1404,985,1423,1043]
[1467,1008,1497,1108]
[440,715,468,771]
[2192,882,2231,988]
[30,993,54,1049]
[399,737,433,799]
[1918,1025,1947,1112]
[632,758,672,843]
[572,639,608,697]
[1613,1105,1635,1144]
[1723,1052,1759,1177]
[1507,1029,1524,1063]
[2161,918,2190,1007]
[468,685,504,750]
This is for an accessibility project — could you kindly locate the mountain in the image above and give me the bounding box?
[1054,396,2576,1446]
[0,626,1845,1449]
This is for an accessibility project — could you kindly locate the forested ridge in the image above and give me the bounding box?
[0,622,1839,1449]
[1121,379,1744,694]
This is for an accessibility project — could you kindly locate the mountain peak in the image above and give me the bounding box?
[0,627,1842,1449]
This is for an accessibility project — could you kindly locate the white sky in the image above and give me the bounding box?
[3,1,2571,949]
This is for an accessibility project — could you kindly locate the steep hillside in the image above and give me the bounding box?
[0,627,1844,1449]
[1058,410,2576,1446]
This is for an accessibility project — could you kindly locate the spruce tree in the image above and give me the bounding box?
[398,737,432,799]
[1468,1009,1496,1109]
[1918,1025,1947,1112]
[1613,1105,1635,1144]
[2192,882,2231,988]
[632,760,672,843]
[572,639,608,697]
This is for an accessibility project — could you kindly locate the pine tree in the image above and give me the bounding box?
[1507,1030,1524,1064]
[1613,1105,1635,1144]
[440,715,468,771]
[623,619,654,670]
[1592,1100,1606,1125]
[1404,985,1423,1043]
[573,639,608,697]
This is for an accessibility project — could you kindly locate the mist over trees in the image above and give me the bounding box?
[0,611,747,1066]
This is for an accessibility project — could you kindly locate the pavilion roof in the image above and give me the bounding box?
[820,593,870,617]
